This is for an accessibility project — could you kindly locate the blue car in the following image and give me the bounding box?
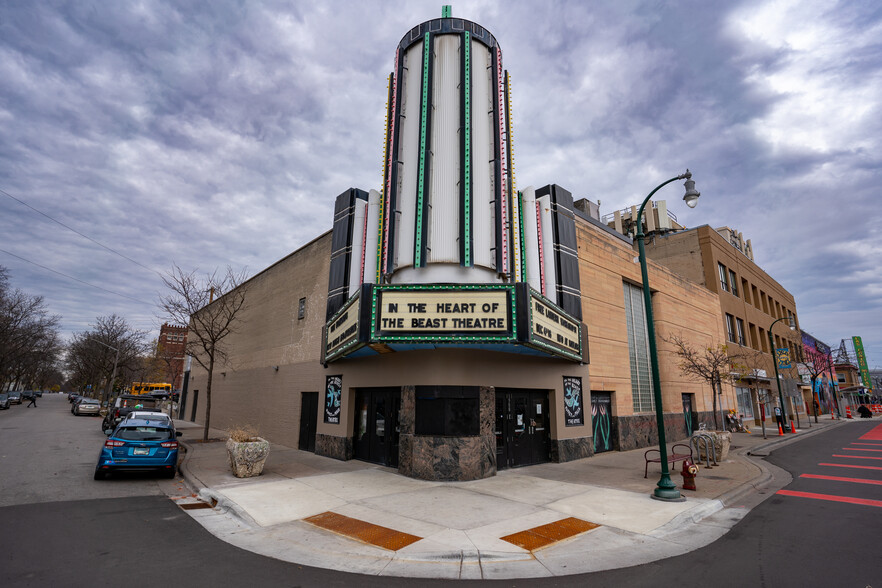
[95,418,182,480]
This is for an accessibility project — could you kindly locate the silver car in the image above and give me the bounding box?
[74,398,101,416]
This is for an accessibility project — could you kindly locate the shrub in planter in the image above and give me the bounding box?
[226,426,270,478]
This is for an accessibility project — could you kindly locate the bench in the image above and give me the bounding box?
[644,444,693,478]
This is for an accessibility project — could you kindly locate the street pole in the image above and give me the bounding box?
[768,316,795,431]
[636,170,699,502]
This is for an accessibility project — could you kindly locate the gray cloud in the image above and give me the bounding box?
[1,0,880,367]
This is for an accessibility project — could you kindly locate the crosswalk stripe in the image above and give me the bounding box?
[843,447,882,452]
[800,474,882,486]
[832,454,882,461]
[776,489,882,507]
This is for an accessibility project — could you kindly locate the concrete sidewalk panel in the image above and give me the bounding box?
[358,485,543,530]
[454,472,592,506]
[547,486,701,534]
[331,502,447,538]
[217,479,347,527]
[297,468,439,501]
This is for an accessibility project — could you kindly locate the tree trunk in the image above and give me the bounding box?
[711,375,719,430]
[204,354,214,442]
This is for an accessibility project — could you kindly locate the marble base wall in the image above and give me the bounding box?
[550,436,594,462]
[397,385,496,481]
[315,433,353,461]
[614,410,716,451]
[399,433,496,481]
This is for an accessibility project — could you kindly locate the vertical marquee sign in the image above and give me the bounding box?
[563,376,584,426]
[324,375,342,424]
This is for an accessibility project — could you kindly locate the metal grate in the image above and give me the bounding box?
[500,517,599,551]
[304,511,422,551]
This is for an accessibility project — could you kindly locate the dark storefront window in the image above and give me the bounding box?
[415,386,479,436]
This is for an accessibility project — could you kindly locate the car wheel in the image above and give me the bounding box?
[164,467,177,479]
[94,470,106,481]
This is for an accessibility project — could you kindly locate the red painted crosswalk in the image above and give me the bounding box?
[859,423,882,440]
[775,425,882,508]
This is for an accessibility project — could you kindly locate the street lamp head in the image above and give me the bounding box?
[682,172,700,208]
[787,316,796,330]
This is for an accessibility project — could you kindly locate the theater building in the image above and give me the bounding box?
[184,9,733,481]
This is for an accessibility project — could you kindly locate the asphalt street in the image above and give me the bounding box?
[1,395,879,587]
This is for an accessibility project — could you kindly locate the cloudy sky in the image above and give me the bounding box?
[1,0,880,367]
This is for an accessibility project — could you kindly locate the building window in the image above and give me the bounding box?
[736,386,754,418]
[729,270,739,297]
[298,297,306,320]
[415,386,479,436]
[726,313,737,343]
[741,279,750,304]
[718,263,729,292]
[623,282,654,413]
[736,318,746,346]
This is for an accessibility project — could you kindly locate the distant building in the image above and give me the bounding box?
[158,322,187,391]
[631,223,805,425]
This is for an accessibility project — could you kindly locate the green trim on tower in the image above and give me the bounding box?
[442,5,452,18]
[414,32,432,268]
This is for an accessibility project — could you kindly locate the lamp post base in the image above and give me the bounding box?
[651,474,685,502]
[651,488,686,502]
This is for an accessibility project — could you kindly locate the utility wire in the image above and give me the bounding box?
[0,248,153,306]
[1,187,163,277]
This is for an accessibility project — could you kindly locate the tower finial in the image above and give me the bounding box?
[442,5,452,18]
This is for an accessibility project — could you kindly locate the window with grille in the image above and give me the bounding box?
[729,270,739,297]
[718,263,729,292]
[623,282,654,413]
[736,317,746,346]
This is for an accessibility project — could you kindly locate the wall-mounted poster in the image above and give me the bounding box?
[324,375,342,424]
[563,376,584,426]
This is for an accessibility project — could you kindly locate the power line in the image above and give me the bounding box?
[0,187,163,277]
[0,248,153,306]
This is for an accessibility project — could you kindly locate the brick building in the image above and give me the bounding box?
[158,322,187,391]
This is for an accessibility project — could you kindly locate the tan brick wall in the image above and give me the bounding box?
[576,219,734,421]
[186,232,331,447]
[643,225,803,415]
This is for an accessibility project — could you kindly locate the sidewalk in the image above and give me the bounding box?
[170,417,847,579]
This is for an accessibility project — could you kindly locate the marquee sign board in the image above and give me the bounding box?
[373,286,514,338]
[322,283,583,363]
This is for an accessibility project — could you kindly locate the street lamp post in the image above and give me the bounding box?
[768,316,796,430]
[636,170,700,502]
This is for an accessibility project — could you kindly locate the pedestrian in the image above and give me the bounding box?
[27,394,37,408]
[857,404,872,418]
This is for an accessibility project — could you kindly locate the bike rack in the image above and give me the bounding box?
[691,433,717,468]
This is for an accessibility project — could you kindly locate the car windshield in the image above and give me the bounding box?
[116,427,173,441]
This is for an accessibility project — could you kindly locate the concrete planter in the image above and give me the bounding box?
[226,437,270,478]
[695,431,731,461]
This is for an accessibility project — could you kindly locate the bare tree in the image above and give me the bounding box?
[66,315,149,400]
[666,333,731,430]
[158,265,248,441]
[0,267,62,390]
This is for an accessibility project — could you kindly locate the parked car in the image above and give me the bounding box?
[122,410,172,426]
[68,393,81,403]
[22,391,35,402]
[34,390,43,397]
[74,398,101,416]
[8,391,22,405]
[95,418,182,479]
[102,395,159,432]
[0,393,9,410]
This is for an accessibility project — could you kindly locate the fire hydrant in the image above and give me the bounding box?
[680,459,699,491]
